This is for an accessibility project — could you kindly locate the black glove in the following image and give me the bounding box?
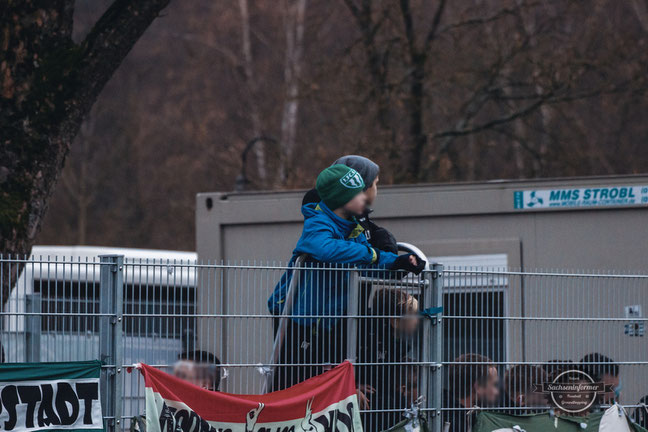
[368,224,398,254]
[389,254,426,275]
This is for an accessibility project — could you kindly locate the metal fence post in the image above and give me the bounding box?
[25,293,41,362]
[346,269,360,363]
[99,255,124,432]
[431,263,444,432]
[420,271,432,424]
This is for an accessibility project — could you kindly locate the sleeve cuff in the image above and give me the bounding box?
[370,247,378,264]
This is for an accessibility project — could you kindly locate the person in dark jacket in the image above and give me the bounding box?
[443,353,500,432]
[302,155,398,254]
[579,353,620,407]
[268,164,425,391]
[359,289,421,431]
[501,364,549,414]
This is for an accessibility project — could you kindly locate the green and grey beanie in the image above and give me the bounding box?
[316,164,365,210]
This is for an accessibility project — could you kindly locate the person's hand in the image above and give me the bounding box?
[356,384,375,409]
[390,254,426,275]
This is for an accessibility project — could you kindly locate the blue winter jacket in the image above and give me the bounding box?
[267,201,399,328]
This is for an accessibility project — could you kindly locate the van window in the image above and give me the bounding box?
[34,280,196,338]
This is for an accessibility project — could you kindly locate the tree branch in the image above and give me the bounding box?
[71,0,171,117]
[398,0,417,56]
[433,96,551,139]
[424,0,447,52]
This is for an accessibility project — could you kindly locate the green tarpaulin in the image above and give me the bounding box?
[473,405,648,432]
[381,415,431,432]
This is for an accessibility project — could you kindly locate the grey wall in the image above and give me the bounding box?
[197,175,648,271]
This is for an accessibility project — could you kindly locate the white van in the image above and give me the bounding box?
[2,245,198,365]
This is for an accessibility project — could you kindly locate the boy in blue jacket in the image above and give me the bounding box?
[268,164,425,390]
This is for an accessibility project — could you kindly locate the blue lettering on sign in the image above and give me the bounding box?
[549,189,580,201]
[515,185,648,210]
[592,188,601,199]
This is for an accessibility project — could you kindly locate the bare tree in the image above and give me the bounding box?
[631,0,648,31]
[239,0,268,182]
[0,0,170,307]
[278,0,308,184]
[60,118,97,245]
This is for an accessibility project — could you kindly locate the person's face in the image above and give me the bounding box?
[343,192,367,216]
[476,367,500,405]
[173,361,198,384]
[364,177,379,206]
[601,373,620,403]
[397,312,421,336]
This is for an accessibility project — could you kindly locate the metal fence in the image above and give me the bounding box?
[1,255,647,432]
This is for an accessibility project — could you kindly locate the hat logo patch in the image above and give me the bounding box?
[340,169,364,189]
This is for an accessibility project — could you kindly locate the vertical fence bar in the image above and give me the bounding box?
[99,255,124,432]
[420,271,432,423]
[430,263,444,432]
[346,269,360,363]
[25,293,41,362]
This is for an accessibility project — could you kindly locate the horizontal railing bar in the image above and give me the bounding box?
[3,259,647,278]
[123,360,648,367]
[118,313,428,318]
[123,361,434,368]
[358,276,429,287]
[443,315,648,321]
[0,312,114,316]
[444,360,648,365]
[2,311,639,320]
[0,258,110,265]
[446,269,648,278]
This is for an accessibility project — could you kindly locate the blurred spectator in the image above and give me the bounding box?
[175,350,222,391]
[443,353,499,432]
[399,360,420,407]
[502,365,549,413]
[359,289,421,430]
[579,353,620,406]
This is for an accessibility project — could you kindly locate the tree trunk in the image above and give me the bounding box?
[0,0,170,308]
[407,58,427,181]
[238,0,268,183]
[278,0,307,185]
[631,0,648,32]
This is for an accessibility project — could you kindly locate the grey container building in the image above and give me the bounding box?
[196,175,648,405]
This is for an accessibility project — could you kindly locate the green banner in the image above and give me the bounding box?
[0,361,103,432]
[473,405,648,432]
[381,416,430,432]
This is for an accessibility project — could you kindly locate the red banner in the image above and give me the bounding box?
[138,361,363,432]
